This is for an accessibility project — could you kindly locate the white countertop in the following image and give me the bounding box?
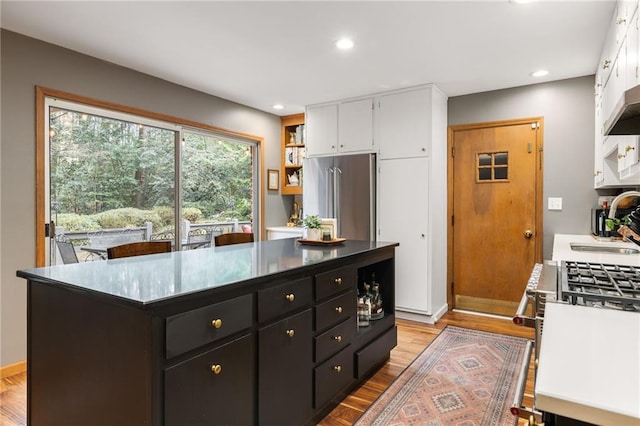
[266,226,304,233]
[535,302,640,425]
[553,234,640,266]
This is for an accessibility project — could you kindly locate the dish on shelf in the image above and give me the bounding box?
[297,237,346,246]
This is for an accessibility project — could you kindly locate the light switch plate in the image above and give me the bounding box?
[548,197,563,211]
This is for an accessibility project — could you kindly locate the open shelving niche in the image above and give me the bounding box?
[281,113,305,195]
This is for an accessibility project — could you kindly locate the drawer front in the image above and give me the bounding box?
[165,334,254,426]
[315,265,357,301]
[315,290,355,332]
[166,294,252,359]
[314,346,355,409]
[315,316,356,363]
[258,276,312,323]
[355,325,397,379]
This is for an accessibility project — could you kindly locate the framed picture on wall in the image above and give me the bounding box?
[268,169,279,190]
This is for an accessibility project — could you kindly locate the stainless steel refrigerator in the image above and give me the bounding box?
[302,153,376,241]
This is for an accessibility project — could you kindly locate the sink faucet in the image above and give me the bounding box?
[608,190,640,219]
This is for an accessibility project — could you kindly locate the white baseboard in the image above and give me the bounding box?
[395,302,449,324]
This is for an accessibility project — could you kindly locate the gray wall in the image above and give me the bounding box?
[0,30,287,367]
[448,76,600,259]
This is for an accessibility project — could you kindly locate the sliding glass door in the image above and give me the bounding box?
[44,96,259,265]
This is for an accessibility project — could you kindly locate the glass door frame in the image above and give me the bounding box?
[36,86,264,266]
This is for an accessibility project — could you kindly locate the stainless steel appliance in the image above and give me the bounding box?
[512,260,640,425]
[302,153,376,240]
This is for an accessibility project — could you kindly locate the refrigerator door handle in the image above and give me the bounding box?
[326,167,334,218]
[334,167,342,236]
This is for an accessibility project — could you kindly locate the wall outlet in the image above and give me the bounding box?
[548,197,563,211]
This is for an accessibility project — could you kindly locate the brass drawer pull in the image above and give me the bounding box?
[285,293,295,302]
[333,335,342,343]
[286,329,295,338]
[333,365,342,373]
[335,306,343,313]
[210,318,223,329]
[210,364,222,375]
[334,277,342,285]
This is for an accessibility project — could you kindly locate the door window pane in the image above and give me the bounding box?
[49,106,176,263]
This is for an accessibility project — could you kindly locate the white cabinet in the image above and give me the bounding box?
[305,104,338,158]
[377,86,447,160]
[375,85,448,322]
[338,98,374,154]
[306,98,374,157]
[378,158,430,314]
[594,0,640,187]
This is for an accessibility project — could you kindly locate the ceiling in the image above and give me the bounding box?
[1,1,615,116]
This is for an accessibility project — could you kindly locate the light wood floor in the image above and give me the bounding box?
[0,310,535,426]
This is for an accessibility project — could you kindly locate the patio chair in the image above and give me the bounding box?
[55,235,79,264]
[187,228,213,249]
[107,241,172,259]
[214,232,254,247]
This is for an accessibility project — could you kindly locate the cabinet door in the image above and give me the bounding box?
[259,309,313,426]
[378,87,432,159]
[338,98,374,153]
[378,158,431,314]
[164,334,254,426]
[626,8,639,89]
[306,104,338,157]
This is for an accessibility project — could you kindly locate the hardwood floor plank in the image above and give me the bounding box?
[0,311,534,426]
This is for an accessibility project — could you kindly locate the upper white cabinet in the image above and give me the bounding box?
[377,86,446,160]
[338,98,374,154]
[305,98,374,157]
[305,104,338,158]
[594,0,640,187]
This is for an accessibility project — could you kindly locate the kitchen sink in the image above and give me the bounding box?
[569,243,640,255]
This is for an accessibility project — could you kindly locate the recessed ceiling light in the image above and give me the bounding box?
[272,104,284,110]
[531,70,549,77]
[336,38,354,50]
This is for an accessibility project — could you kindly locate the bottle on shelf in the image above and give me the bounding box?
[357,282,371,328]
[370,273,384,320]
[599,200,610,238]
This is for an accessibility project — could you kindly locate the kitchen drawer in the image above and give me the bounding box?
[165,294,252,359]
[355,325,397,379]
[315,265,357,301]
[314,346,355,409]
[315,316,356,363]
[258,276,312,323]
[164,333,254,426]
[315,290,355,332]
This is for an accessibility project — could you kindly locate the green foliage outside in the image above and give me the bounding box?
[49,107,253,230]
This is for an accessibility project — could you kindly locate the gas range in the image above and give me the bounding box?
[561,261,640,311]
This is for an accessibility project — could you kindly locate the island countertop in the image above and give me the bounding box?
[17,238,397,308]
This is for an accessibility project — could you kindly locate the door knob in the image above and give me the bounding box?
[524,230,533,238]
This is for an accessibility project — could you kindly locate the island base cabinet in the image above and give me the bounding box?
[164,334,254,426]
[259,309,313,426]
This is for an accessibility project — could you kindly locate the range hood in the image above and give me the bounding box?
[604,84,640,135]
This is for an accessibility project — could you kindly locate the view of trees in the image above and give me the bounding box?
[49,106,254,231]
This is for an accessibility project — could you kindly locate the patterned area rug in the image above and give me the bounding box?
[355,326,528,426]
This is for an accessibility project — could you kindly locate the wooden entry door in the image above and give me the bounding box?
[448,118,543,316]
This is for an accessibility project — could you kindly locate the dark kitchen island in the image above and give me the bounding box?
[17,238,398,426]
